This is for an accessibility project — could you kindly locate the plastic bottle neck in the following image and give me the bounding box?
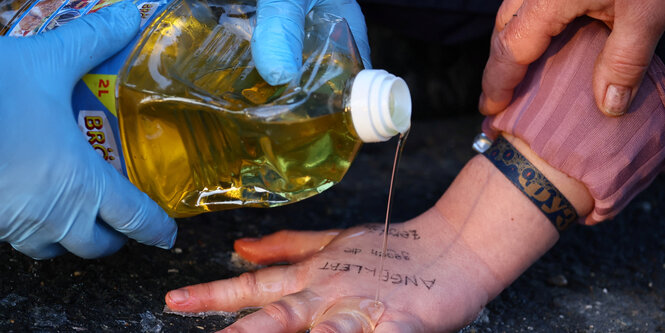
[347,69,412,143]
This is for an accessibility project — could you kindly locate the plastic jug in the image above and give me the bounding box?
[2,0,412,217]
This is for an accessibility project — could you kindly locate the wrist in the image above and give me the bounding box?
[405,209,495,324]
[432,133,592,297]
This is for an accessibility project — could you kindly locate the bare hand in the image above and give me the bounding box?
[164,209,498,332]
[479,0,665,117]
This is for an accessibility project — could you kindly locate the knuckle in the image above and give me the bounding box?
[604,52,649,80]
[491,32,514,63]
[262,300,297,330]
[233,272,259,299]
[540,15,568,37]
[491,32,527,66]
[201,283,215,300]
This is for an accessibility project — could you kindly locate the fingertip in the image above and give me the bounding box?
[134,211,178,249]
[234,238,269,264]
[361,57,372,70]
[251,3,304,86]
[98,167,178,250]
[165,280,232,312]
[601,83,632,116]
[152,214,178,249]
[478,92,507,116]
[165,288,192,309]
[261,67,296,86]
[251,35,298,85]
[593,22,658,116]
[165,286,213,313]
[156,220,178,249]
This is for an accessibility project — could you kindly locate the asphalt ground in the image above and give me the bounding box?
[2,7,665,332]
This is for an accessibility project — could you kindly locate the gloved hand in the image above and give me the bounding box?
[0,1,177,259]
[251,0,371,85]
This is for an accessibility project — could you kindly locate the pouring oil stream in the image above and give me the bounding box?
[374,130,409,303]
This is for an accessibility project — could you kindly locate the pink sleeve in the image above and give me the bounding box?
[483,18,665,225]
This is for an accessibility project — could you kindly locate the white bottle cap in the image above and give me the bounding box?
[349,69,412,143]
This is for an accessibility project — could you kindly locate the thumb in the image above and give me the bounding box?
[320,0,372,69]
[97,159,177,250]
[593,21,664,116]
[35,1,140,86]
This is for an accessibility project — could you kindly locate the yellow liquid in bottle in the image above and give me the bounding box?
[117,0,363,217]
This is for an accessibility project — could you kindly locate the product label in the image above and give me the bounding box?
[6,0,171,175]
[8,0,122,37]
[137,1,159,27]
[77,110,122,171]
[82,74,118,117]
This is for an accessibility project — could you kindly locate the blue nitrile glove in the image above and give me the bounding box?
[0,1,177,259]
[251,0,371,85]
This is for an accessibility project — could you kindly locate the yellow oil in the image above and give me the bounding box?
[117,0,363,217]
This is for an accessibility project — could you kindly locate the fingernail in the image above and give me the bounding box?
[168,288,189,304]
[604,84,630,116]
[238,237,259,242]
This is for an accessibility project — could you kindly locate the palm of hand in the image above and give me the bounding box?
[166,211,492,332]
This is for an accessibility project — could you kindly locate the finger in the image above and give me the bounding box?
[234,229,341,264]
[318,1,372,69]
[221,290,325,333]
[373,311,426,333]
[478,28,528,115]
[59,217,127,259]
[97,162,177,250]
[494,0,524,32]
[10,240,66,260]
[480,0,583,115]
[165,265,303,312]
[251,0,309,85]
[31,1,140,87]
[592,5,665,116]
[311,297,384,333]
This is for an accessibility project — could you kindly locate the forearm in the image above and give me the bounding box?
[424,133,593,300]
